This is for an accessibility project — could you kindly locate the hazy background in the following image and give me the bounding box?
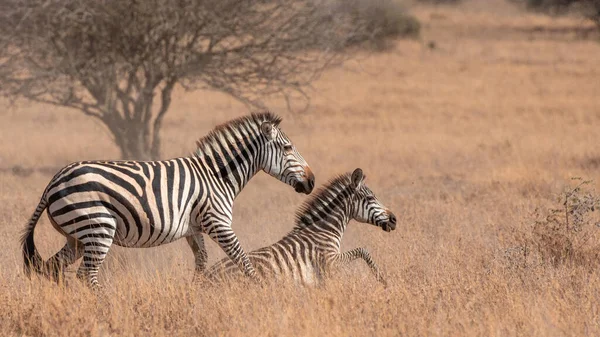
[2,0,600,335]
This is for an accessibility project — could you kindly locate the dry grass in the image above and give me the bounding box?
[2,0,600,335]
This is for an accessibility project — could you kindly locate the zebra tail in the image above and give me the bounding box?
[20,197,48,278]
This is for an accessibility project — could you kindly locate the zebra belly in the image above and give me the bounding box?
[112,210,193,248]
[207,247,321,286]
[289,255,319,286]
[47,190,193,249]
[254,246,320,285]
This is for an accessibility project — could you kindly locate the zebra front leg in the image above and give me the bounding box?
[45,236,83,285]
[336,247,387,287]
[206,225,260,282]
[186,234,208,282]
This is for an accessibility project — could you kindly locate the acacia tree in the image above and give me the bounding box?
[0,0,375,160]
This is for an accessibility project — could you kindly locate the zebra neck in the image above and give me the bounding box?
[293,202,351,247]
[194,136,264,197]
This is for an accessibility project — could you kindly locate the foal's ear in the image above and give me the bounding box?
[260,121,276,140]
[350,168,365,189]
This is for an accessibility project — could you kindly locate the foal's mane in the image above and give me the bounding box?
[292,172,358,232]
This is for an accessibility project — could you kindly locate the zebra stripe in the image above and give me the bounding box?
[20,112,315,289]
[205,168,397,286]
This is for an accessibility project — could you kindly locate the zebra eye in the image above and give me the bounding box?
[283,144,293,153]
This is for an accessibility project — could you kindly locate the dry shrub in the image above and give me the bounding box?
[335,0,421,50]
[510,0,570,11]
[510,0,582,12]
[514,178,600,268]
[416,0,462,4]
[508,0,600,27]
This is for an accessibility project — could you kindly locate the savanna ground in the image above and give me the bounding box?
[2,0,600,336]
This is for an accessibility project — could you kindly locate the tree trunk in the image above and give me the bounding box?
[107,115,156,161]
[118,127,153,161]
[99,80,176,161]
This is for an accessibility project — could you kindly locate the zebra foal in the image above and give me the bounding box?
[20,112,315,289]
[205,168,397,286]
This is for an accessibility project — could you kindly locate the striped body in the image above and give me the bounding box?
[205,168,397,286]
[46,157,229,248]
[21,112,315,288]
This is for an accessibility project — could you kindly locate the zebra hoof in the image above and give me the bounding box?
[249,274,264,286]
[377,275,388,288]
[90,284,106,292]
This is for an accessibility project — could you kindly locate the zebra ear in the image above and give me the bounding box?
[351,168,365,189]
[260,121,276,140]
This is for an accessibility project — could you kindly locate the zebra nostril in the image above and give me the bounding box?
[308,177,315,190]
[389,213,397,225]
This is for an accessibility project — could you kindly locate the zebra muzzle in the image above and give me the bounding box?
[382,213,397,232]
[294,180,313,194]
[294,172,315,195]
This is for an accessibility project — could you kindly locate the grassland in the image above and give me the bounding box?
[2,1,600,336]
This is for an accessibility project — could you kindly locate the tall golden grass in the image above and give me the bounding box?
[2,1,600,336]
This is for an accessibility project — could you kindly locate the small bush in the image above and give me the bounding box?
[519,0,573,11]
[416,0,462,4]
[335,0,421,51]
[509,0,600,26]
[527,178,600,267]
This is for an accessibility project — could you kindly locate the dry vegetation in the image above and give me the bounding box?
[2,0,600,335]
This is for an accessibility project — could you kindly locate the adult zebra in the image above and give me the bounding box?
[205,168,396,286]
[21,112,315,289]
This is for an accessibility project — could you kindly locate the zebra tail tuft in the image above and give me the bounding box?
[20,197,48,279]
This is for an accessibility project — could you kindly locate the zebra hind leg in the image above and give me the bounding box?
[74,232,115,291]
[45,237,84,285]
[186,234,209,283]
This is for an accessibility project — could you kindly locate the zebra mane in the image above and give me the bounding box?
[193,112,283,173]
[292,172,360,232]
